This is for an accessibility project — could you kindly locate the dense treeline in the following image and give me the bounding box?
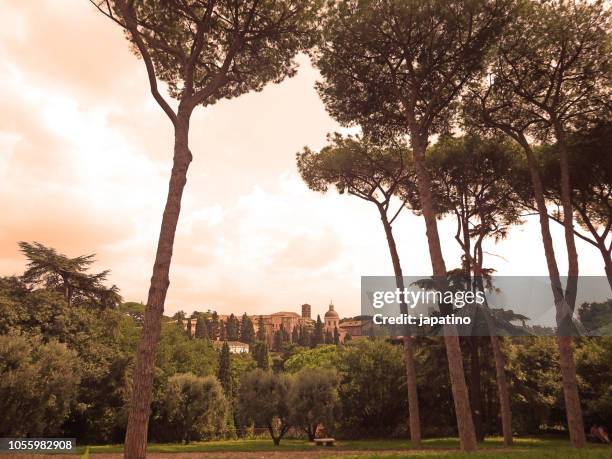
[1,249,610,444]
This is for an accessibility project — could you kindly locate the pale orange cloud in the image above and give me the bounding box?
[0,0,606,321]
[0,1,144,104]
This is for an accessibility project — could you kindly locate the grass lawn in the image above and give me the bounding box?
[75,437,611,458]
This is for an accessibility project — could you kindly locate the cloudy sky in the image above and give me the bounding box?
[0,1,605,319]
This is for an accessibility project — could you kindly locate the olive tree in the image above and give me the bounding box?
[237,369,292,445]
[289,368,338,441]
[157,373,226,443]
[91,2,320,456]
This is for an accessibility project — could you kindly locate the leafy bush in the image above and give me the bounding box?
[289,367,338,440]
[284,344,338,373]
[336,340,408,437]
[153,373,226,443]
[0,334,80,436]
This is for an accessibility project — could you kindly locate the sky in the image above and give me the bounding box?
[0,0,606,319]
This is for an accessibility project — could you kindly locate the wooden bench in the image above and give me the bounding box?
[314,438,335,446]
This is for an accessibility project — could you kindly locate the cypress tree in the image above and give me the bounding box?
[273,330,282,351]
[226,313,239,341]
[256,315,267,342]
[211,311,220,341]
[218,341,232,395]
[185,318,193,339]
[252,342,270,370]
[299,326,310,347]
[313,315,324,346]
[204,319,211,338]
[240,314,256,344]
[195,316,209,340]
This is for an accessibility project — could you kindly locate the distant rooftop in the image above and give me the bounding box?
[270,311,301,317]
[340,320,362,327]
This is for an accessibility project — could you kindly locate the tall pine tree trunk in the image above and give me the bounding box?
[603,250,612,291]
[379,209,421,447]
[402,335,420,446]
[458,226,485,442]
[520,138,585,448]
[555,126,579,324]
[125,113,193,459]
[490,335,513,445]
[468,337,484,442]
[410,139,477,452]
[555,125,585,446]
[473,260,513,446]
[557,335,585,445]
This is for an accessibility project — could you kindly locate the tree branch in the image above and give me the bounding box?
[114,0,178,126]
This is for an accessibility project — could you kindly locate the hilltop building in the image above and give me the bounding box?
[179,301,370,346]
[324,302,340,333]
[338,319,366,339]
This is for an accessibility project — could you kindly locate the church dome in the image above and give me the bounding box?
[324,302,339,319]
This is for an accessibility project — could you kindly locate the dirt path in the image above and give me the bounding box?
[0,450,431,459]
[0,447,519,459]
